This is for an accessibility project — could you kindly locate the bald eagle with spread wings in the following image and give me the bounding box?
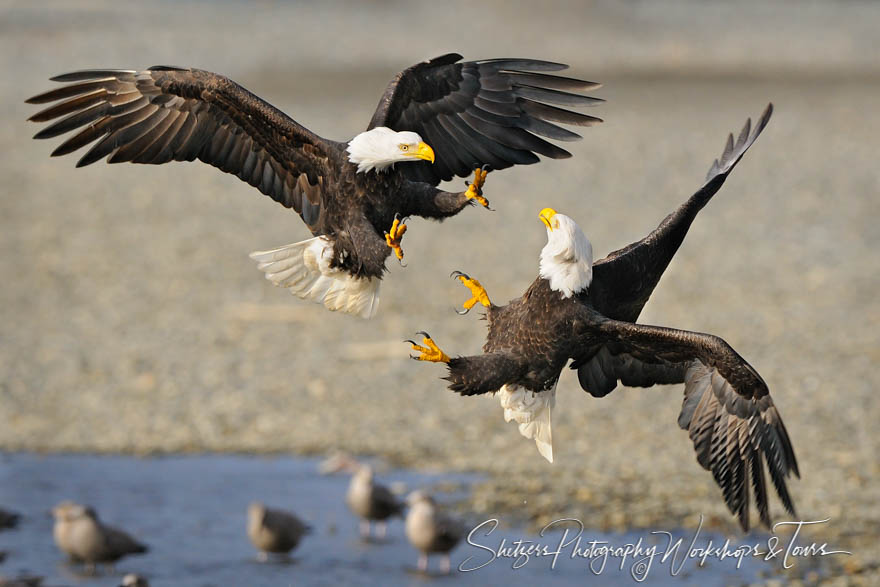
[409,105,799,530]
[26,54,602,318]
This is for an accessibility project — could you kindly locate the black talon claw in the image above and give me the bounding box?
[416,331,431,339]
[481,164,492,172]
[450,270,469,280]
[455,306,470,315]
[404,339,416,345]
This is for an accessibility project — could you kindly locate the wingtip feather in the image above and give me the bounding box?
[49,70,134,83]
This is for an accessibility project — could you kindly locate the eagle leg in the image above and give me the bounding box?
[405,331,451,363]
[384,213,408,265]
[464,165,493,210]
[451,270,491,314]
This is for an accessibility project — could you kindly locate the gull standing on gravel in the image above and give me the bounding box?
[405,491,465,574]
[346,465,404,539]
[247,502,310,560]
[52,501,148,570]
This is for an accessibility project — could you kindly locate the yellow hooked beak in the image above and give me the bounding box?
[539,207,558,230]
[414,141,435,163]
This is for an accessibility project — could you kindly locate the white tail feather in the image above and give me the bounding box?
[498,384,556,463]
[249,237,380,319]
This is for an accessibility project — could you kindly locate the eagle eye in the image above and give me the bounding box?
[398,143,409,151]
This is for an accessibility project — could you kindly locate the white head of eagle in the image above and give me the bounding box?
[346,127,435,173]
[539,208,593,297]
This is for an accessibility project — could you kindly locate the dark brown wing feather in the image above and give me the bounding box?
[431,512,465,552]
[263,507,307,548]
[368,54,602,185]
[0,507,21,529]
[571,314,798,531]
[590,104,773,322]
[371,484,404,519]
[26,67,341,234]
[103,525,148,559]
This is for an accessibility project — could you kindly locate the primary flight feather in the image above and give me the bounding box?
[26,54,602,318]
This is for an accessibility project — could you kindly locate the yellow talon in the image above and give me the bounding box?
[451,271,491,314]
[384,215,408,261]
[408,332,450,363]
[465,167,491,209]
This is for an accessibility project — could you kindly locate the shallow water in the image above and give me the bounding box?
[0,453,770,586]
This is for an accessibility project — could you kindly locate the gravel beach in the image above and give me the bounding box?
[1,2,878,584]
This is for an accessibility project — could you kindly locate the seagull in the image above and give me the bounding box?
[51,501,148,571]
[247,502,310,560]
[345,465,405,539]
[405,491,465,574]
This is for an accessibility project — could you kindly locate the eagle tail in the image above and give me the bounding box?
[249,237,380,319]
[498,384,556,463]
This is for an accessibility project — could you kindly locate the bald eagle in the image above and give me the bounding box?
[25,54,602,318]
[409,105,799,530]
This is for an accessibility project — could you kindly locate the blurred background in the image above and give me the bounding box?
[1,1,878,585]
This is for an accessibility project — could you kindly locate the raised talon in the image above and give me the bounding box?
[465,167,492,209]
[407,331,450,363]
[384,214,408,264]
[452,270,491,314]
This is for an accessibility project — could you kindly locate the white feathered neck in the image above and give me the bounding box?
[539,212,593,297]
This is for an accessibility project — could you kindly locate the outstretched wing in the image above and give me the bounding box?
[590,104,773,322]
[368,53,603,184]
[571,314,798,531]
[26,67,340,234]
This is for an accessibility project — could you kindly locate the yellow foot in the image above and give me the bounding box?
[384,213,408,264]
[465,166,492,209]
[406,331,451,363]
[450,271,491,314]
